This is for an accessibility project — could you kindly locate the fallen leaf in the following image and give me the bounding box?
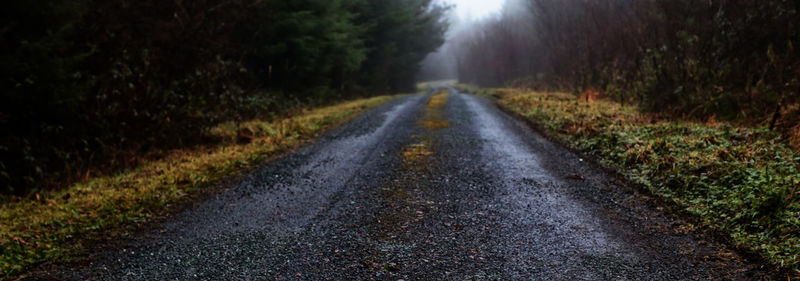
[565,173,585,180]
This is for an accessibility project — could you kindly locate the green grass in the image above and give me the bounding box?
[480,87,800,272]
[0,95,398,278]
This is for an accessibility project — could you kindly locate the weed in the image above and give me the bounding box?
[0,95,398,278]
[486,88,800,272]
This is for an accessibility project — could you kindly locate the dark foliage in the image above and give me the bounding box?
[356,0,448,93]
[0,0,447,195]
[455,0,799,122]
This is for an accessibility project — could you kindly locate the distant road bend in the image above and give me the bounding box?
[58,85,764,280]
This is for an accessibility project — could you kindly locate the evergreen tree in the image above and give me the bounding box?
[0,0,448,194]
[356,0,448,93]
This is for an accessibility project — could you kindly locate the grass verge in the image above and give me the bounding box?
[469,87,800,272]
[416,80,456,92]
[0,95,398,278]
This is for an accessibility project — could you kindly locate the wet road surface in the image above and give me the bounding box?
[58,86,766,280]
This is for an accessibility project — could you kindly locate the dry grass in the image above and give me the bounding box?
[0,95,398,277]
[419,91,451,130]
[402,142,433,162]
[480,87,800,272]
[416,80,456,92]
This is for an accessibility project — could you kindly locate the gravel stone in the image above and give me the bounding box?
[50,86,768,280]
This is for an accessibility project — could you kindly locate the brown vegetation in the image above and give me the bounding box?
[452,0,799,132]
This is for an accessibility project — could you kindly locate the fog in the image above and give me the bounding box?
[418,0,530,82]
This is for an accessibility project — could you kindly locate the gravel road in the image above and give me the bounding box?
[53,85,767,280]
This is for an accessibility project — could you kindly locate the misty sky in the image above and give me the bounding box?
[419,0,511,80]
[441,0,507,20]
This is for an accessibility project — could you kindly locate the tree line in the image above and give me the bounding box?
[454,0,799,125]
[0,0,447,195]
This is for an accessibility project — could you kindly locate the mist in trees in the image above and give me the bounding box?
[0,0,448,195]
[431,0,799,125]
